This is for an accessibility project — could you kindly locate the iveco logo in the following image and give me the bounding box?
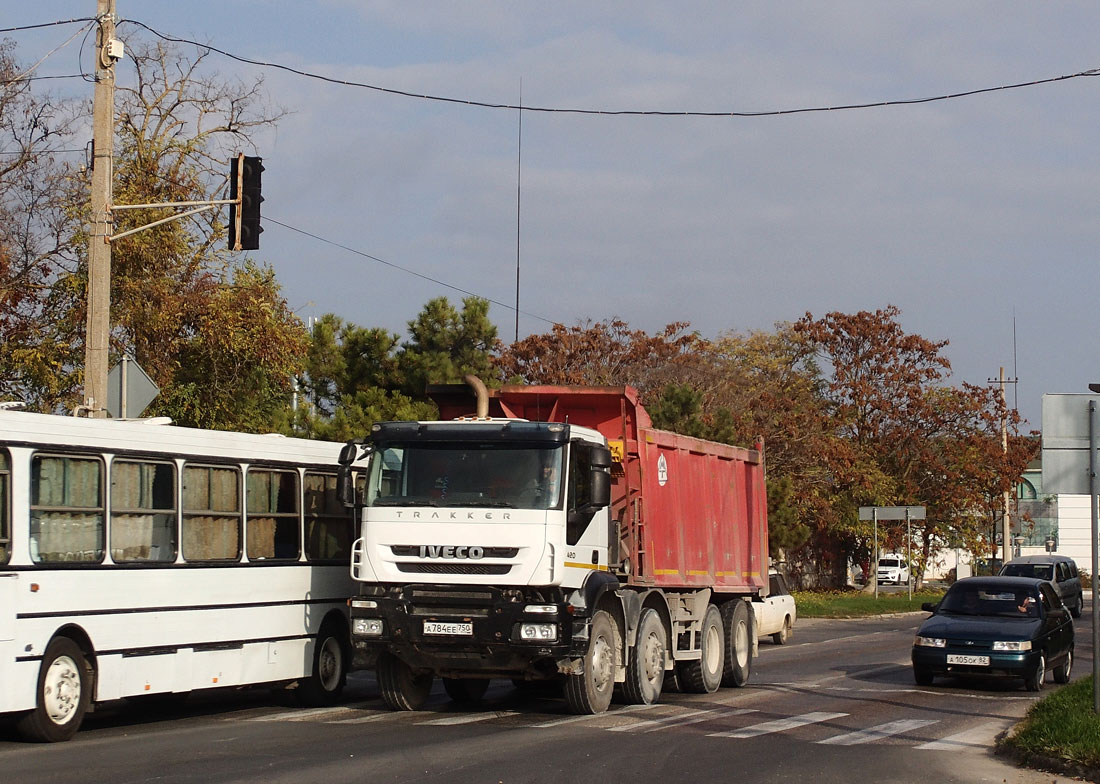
[418,545,485,560]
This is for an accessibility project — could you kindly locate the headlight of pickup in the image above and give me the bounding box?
[992,640,1032,651]
[914,636,946,648]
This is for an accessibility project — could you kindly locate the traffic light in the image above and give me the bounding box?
[228,153,264,250]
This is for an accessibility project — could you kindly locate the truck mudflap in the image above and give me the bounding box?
[350,585,586,677]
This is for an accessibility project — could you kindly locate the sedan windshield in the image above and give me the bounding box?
[363,443,564,510]
[939,586,1040,618]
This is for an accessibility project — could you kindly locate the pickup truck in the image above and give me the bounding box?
[753,572,797,644]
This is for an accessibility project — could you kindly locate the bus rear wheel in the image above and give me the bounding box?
[296,624,348,706]
[17,636,92,743]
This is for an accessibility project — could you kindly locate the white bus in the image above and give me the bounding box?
[0,408,364,742]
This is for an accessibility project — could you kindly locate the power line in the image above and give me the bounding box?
[122,18,1100,118]
[264,216,557,326]
[0,19,96,34]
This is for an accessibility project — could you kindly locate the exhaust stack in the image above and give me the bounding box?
[464,374,489,419]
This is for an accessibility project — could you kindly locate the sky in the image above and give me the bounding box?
[7,2,1100,427]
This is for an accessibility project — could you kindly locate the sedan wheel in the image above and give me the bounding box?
[1024,654,1046,692]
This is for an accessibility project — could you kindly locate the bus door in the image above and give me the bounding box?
[0,573,14,642]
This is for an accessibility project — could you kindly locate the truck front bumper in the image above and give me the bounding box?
[349,584,584,676]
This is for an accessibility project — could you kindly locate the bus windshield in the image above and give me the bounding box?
[364,444,564,510]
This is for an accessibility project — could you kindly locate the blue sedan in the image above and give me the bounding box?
[911,576,1074,691]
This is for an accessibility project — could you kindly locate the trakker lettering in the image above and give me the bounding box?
[418,545,486,560]
[394,511,510,521]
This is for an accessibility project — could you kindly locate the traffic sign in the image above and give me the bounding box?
[106,356,159,419]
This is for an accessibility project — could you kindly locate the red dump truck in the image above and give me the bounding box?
[341,378,769,713]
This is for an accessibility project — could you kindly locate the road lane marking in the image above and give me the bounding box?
[707,711,848,739]
[818,718,938,745]
[915,721,1005,750]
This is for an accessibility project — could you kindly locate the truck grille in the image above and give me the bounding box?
[396,563,512,575]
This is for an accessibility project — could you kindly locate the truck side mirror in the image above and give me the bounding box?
[336,442,360,508]
[590,468,610,507]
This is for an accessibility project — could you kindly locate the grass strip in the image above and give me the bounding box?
[1003,675,1100,770]
[792,589,944,618]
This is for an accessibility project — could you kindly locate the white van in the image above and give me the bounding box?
[877,554,910,585]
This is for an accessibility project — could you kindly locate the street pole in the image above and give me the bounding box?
[1090,400,1099,713]
[873,509,879,601]
[83,0,117,417]
[906,508,912,600]
[1000,367,1012,567]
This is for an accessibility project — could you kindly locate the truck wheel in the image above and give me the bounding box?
[443,677,489,704]
[772,616,792,645]
[296,623,348,706]
[564,610,616,714]
[621,608,666,705]
[378,652,433,710]
[720,600,752,687]
[678,604,723,694]
[17,637,92,743]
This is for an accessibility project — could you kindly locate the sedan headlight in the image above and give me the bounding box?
[992,640,1032,651]
[914,636,946,648]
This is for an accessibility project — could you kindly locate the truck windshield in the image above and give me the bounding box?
[363,444,564,510]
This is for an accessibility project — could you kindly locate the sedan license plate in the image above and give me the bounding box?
[423,621,473,636]
[947,654,990,666]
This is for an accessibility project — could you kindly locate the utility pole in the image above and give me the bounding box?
[83,0,119,417]
[1000,367,1012,565]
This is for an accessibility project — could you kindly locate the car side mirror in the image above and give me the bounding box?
[921,602,938,613]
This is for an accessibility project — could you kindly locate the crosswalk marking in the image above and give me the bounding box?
[707,711,848,739]
[327,712,394,725]
[818,719,938,745]
[915,721,1004,750]
[421,711,518,726]
[608,707,758,733]
[247,706,357,723]
[530,703,656,728]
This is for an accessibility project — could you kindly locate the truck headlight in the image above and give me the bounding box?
[524,604,558,615]
[351,599,379,609]
[353,618,384,636]
[992,640,1032,651]
[914,636,945,648]
[519,623,557,641]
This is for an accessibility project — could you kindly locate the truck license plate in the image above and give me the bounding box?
[423,621,473,636]
[947,654,990,666]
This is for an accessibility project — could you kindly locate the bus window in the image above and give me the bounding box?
[182,465,241,561]
[30,454,105,563]
[0,450,9,564]
[304,471,352,561]
[247,469,300,560]
[111,459,177,563]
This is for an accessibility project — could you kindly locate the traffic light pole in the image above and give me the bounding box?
[82,0,118,417]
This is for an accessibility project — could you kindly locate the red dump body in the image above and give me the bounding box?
[433,384,769,596]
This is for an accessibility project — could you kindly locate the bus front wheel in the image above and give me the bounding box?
[296,623,349,706]
[17,636,92,743]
